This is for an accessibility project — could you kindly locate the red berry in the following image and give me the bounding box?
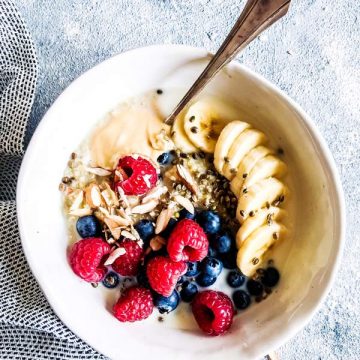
[113,286,153,322]
[115,155,158,195]
[69,238,111,282]
[112,239,144,276]
[191,290,235,336]
[167,219,209,262]
[146,256,187,297]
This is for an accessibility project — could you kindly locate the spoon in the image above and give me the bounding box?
[165,0,291,125]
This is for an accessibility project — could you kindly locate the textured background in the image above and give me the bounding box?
[17,0,360,359]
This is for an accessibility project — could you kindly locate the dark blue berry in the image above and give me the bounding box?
[261,267,280,287]
[160,218,177,238]
[196,210,221,234]
[212,233,233,254]
[227,270,245,288]
[185,262,200,277]
[207,246,217,257]
[219,249,237,269]
[157,152,171,165]
[196,273,217,287]
[154,290,180,314]
[200,257,223,277]
[102,272,119,289]
[134,219,155,244]
[232,290,251,310]
[246,279,264,296]
[180,281,198,302]
[76,215,101,238]
[179,208,196,220]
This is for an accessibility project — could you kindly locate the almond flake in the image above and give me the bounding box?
[69,189,84,211]
[106,237,116,245]
[173,194,195,214]
[118,186,130,208]
[85,183,103,208]
[86,166,112,176]
[150,236,166,251]
[98,206,110,217]
[130,226,141,240]
[104,247,126,266]
[69,207,92,217]
[176,164,199,195]
[101,184,119,207]
[142,186,168,203]
[117,207,132,222]
[132,199,159,214]
[127,195,141,207]
[104,217,122,240]
[155,207,174,234]
[121,230,137,240]
[107,215,131,226]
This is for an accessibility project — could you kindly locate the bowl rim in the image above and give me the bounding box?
[17,44,346,358]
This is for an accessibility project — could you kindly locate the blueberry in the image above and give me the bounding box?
[102,272,119,289]
[196,211,221,234]
[227,270,246,288]
[160,218,177,238]
[179,208,196,220]
[134,219,155,244]
[232,290,251,310]
[200,257,223,277]
[154,290,180,314]
[219,249,237,269]
[136,265,150,288]
[261,267,280,287]
[246,279,264,296]
[185,262,200,277]
[196,273,217,287]
[212,233,233,254]
[157,152,171,165]
[207,246,217,257]
[180,281,198,302]
[76,215,101,238]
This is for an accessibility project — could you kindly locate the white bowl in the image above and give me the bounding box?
[17,45,345,360]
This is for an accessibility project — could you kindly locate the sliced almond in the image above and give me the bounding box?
[176,164,199,195]
[117,207,132,222]
[121,230,137,240]
[69,207,92,217]
[132,199,159,214]
[130,226,141,240]
[142,186,168,203]
[155,207,174,234]
[117,186,130,208]
[173,194,195,214]
[150,236,167,251]
[107,214,131,226]
[104,217,122,240]
[98,206,110,217]
[69,189,84,211]
[104,247,126,266]
[85,183,103,208]
[101,183,120,207]
[86,166,112,177]
[127,195,141,208]
[106,237,116,245]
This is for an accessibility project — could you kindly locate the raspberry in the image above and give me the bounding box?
[146,256,187,297]
[69,238,111,282]
[113,286,153,322]
[167,219,209,262]
[115,155,158,195]
[191,290,235,336]
[112,239,144,276]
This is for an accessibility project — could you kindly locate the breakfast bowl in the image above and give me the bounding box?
[17,45,345,360]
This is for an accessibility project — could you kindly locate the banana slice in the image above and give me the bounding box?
[236,222,286,276]
[223,129,266,180]
[183,102,228,153]
[171,111,198,153]
[236,177,287,224]
[214,121,250,174]
[241,155,287,192]
[230,146,273,197]
[236,206,286,248]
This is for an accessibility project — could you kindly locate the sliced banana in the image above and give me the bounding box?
[183,101,228,153]
[223,129,266,180]
[236,177,287,224]
[241,155,287,193]
[236,222,286,276]
[230,146,273,197]
[236,206,286,248]
[214,121,250,174]
[171,111,198,153]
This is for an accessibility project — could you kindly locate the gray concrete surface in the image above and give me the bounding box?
[17,0,360,358]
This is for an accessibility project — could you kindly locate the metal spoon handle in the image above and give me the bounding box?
[165,0,291,125]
